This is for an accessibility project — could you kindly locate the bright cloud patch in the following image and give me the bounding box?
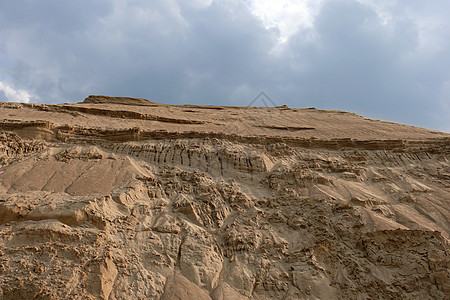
[0,81,33,103]
[244,0,323,41]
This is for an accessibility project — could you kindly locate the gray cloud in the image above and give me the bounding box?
[0,0,448,131]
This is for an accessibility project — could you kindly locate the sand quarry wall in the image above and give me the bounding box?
[0,98,449,299]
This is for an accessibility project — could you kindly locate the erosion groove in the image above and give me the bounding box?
[0,96,449,299]
[257,125,316,131]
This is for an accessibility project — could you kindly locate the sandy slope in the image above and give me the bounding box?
[0,96,449,299]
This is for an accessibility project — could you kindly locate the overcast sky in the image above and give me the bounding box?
[0,0,449,131]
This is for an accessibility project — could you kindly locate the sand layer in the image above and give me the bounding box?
[0,96,449,299]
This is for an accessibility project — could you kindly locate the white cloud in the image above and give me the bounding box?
[354,0,396,25]
[190,0,213,9]
[244,0,323,42]
[0,81,33,103]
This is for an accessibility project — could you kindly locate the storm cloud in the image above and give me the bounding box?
[0,0,449,131]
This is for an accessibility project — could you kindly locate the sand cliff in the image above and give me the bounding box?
[0,96,449,299]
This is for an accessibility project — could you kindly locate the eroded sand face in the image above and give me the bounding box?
[0,96,449,299]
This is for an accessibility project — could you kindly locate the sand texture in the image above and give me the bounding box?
[0,96,449,299]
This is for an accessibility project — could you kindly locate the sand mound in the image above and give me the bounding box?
[0,98,449,299]
[83,95,161,106]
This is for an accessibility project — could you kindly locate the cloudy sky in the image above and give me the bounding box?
[0,0,449,131]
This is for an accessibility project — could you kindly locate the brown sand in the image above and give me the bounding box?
[0,96,449,299]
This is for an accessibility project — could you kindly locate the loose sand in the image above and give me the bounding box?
[0,96,448,299]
